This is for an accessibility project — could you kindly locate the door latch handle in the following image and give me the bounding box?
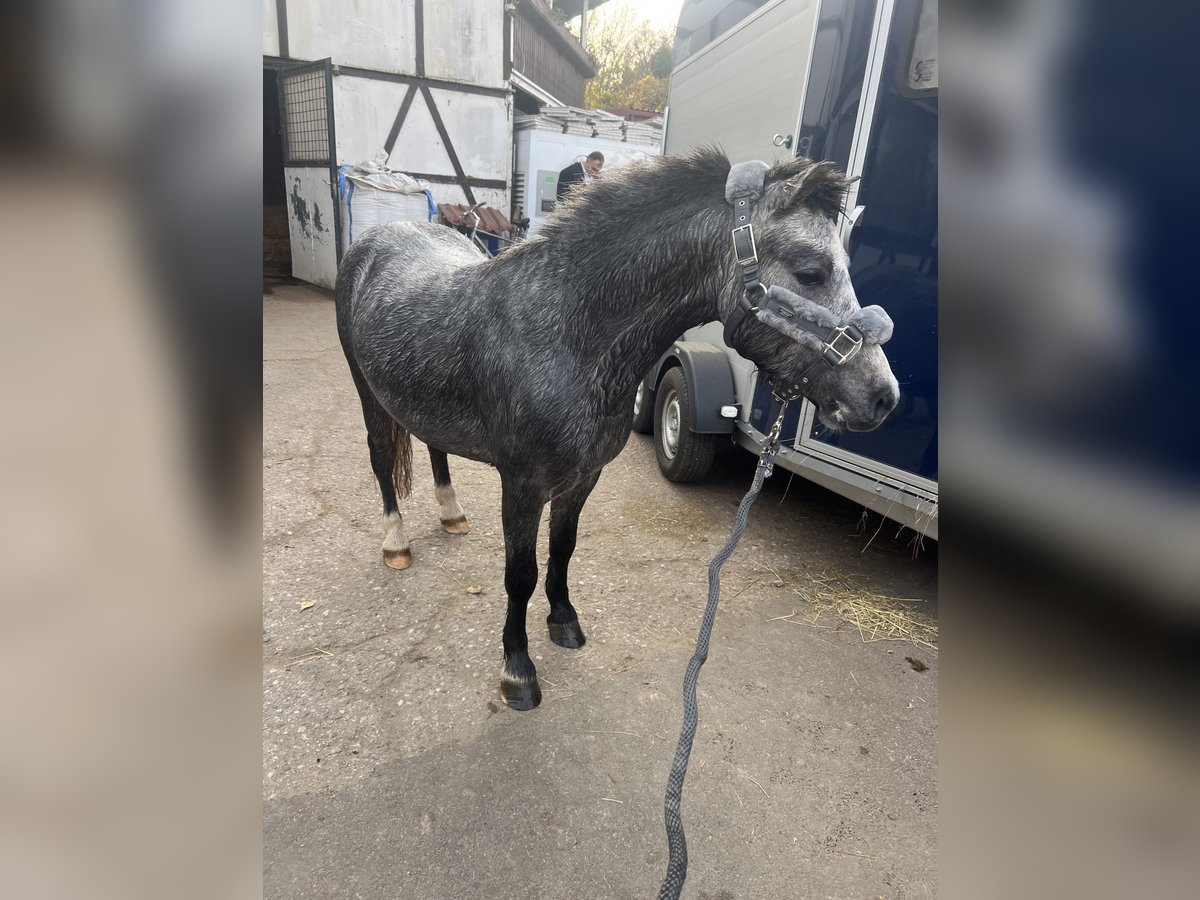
[843,204,866,252]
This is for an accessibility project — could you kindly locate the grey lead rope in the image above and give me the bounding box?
[657,401,789,900]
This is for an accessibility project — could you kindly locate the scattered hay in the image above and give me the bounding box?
[787,574,938,652]
[906,500,939,559]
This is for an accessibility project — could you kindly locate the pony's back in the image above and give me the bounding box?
[335,222,482,339]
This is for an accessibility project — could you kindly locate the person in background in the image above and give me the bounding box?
[556,151,604,201]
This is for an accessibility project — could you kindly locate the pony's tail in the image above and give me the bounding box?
[390,419,413,500]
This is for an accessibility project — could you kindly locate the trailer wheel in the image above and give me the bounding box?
[654,367,718,482]
[631,378,655,434]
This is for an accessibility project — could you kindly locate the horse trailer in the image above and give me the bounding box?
[637,0,938,540]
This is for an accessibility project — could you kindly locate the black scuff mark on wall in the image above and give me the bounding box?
[312,204,328,233]
[290,178,311,236]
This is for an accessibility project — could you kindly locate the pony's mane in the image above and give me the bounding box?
[539,147,853,240]
[538,146,731,240]
[765,156,856,220]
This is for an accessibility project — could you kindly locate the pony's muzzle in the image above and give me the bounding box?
[848,381,900,431]
[872,382,900,423]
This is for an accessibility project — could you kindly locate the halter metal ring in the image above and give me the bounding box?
[745,281,767,300]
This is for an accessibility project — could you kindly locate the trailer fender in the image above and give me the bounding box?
[653,341,737,434]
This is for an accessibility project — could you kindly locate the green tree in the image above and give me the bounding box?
[582,5,673,111]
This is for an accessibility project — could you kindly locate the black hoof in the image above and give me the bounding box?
[499,675,542,711]
[547,618,587,649]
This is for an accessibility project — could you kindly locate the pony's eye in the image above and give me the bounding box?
[794,270,825,286]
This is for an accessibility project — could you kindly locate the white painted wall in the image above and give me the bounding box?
[515,127,661,232]
[333,75,512,212]
[264,1,504,82]
[437,184,510,212]
[285,167,338,288]
[263,0,279,56]
[423,2,506,88]
[285,0,417,75]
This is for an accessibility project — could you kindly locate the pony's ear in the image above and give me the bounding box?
[780,161,857,219]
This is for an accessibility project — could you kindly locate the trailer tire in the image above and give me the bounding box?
[653,367,718,482]
[631,378,655,434]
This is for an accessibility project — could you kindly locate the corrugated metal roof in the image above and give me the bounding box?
[552,0,615,18]
[437,204,514,236]
[514,105,663,147]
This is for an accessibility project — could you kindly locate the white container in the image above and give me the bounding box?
[513,107,663,234]
[337,155,436,247]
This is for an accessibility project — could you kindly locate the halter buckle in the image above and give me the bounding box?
[731,224,758,267]
[822,325,864,366]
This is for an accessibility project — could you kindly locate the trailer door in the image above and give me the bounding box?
[793,0,938,487]
[666,0,821,163]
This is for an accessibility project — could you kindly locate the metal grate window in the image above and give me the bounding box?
[281,62,331,165]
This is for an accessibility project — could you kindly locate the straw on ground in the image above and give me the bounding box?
[771,573,937,652]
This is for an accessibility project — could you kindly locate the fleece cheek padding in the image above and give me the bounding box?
[753,309,836,349]
[752,287,893,348]
[848,305,893,344]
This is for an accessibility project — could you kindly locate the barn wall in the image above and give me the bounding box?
[285,0,418,75]
[278,1,506,86]
[268,2,515,285]
[333,75,511,200]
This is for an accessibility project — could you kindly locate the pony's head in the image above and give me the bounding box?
[722,157,899,432]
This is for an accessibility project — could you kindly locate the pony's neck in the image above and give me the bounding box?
[553,191,733,410]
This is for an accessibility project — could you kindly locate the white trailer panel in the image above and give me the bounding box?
[666,0,817,164]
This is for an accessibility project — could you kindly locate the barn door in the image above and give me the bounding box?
[279,58,342,287]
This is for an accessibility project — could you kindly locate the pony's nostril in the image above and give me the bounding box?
[873,386,898,421]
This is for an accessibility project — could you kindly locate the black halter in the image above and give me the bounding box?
[722,186,865,402]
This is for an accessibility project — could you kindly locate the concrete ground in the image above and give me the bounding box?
[263,283,937,899]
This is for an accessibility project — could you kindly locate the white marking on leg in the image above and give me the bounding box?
[382,510,409,553]
[435,484,465,522]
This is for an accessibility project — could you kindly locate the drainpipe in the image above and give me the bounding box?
[504,2,515,82]
[579,0,589,49]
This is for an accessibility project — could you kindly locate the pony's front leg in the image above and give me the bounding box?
[498,475,547,711]
[545,472,600,649]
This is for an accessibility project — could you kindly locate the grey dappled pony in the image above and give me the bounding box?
[335,148,898,710]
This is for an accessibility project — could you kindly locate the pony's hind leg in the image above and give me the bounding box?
[429,448,470,534]
[544,473,599,649]
[498,474,547,711]
[348,366,414,570]
[374,420,413,569]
